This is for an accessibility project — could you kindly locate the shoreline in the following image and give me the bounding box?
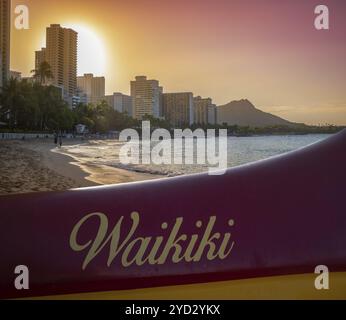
[0,133,334,196]
[0,140,162,196]
[24,141,99,188]
[49,141,163,186]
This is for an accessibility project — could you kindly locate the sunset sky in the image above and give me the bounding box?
[10,0,346,125]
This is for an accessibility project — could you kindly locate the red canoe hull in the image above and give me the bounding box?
[0,130,346,299]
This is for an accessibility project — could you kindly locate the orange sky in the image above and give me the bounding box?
[10,0,346,125]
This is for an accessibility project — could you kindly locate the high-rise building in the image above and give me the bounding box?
[77,73,105,105]
[45,24,77,98]
[193,96,210,125]
[130,76,162,120]
[162,92,194,127]
[35,48,46,71]
[208,105,217,125]
[75,87,88,105]
[105,92,133,116]
[0,0,11,88]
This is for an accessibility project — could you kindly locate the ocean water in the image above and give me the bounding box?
[61,134,332,176]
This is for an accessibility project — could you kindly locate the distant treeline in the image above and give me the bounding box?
[217,124,345,136]
[0,78,344,136]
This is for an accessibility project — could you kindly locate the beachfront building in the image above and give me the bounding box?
[208,105,217,125]
[162,92,194,127]
[130,76,162,120]
[35,48,47,85]
[193,96,216,125]
[35,48,46,70]
[105,93,133,116]
[43,24,78,99]
[0,0,11,88]
[77,73,105,105]
[193,96,209,125]
[74,87,88,105]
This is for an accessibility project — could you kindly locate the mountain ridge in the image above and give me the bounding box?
[217,99,296,127]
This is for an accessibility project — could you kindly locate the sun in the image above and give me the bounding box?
[62,23,107,77]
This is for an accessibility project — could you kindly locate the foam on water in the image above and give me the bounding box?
[60,134,332,177]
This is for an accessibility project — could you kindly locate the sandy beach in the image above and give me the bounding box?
[0,134,331,196]
[0,139,161,196]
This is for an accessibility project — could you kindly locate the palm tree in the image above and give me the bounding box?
[31,61,54,85]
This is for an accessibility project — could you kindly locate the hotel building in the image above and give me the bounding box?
[193,96,216,125]
[35,48,46,71]
[44,24,78,98]
[130,76,162,120]
[77,73,105,105]
[105,93,133,116]
[208,105,217,125]
[0,0,11,88]
[162,92,194,127]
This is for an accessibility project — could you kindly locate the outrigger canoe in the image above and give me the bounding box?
[0,130,346,299]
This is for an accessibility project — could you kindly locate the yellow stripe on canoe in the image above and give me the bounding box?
[29,272,346,300]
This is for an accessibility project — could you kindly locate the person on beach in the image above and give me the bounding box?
[58,134,63,148]
[54,133,58,145]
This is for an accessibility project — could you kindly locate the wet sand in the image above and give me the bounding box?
[0,140,161,196]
